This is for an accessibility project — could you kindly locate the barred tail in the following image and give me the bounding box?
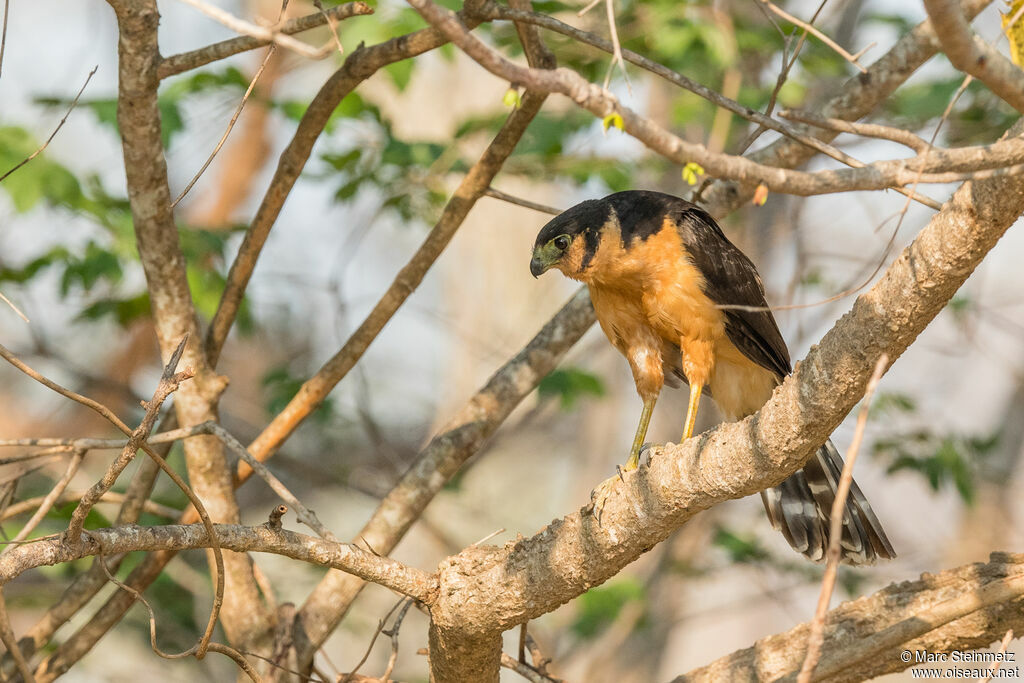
[760,439,896,565]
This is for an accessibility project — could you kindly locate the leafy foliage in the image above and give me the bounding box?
[538,367,606,409]
[262,365,336,423]
[874,431,1000,505]
[712,527,771,564]
[571,577,647,638]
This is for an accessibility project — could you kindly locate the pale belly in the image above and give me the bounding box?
[708,353,779,420]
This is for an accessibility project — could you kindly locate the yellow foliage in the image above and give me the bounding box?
[1003,0,1024,66]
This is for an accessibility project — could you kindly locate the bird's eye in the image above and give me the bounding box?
[553,235,570,250]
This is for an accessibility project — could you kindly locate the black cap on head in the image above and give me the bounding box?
[533,199,611,249]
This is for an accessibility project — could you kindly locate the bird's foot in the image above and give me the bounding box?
[589,463,636,523]
[639,442,655,461]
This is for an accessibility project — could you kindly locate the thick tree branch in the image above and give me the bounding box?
[923,0,1024,114]
[106,0,270,656]
[419,120,1024,680]
[676,553,1024,682]
[28,13,495,673]
[0,524,437,605]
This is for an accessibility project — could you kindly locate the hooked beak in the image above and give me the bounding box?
[529,245,558,278]
[530,256,548,278]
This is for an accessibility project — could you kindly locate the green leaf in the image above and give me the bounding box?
[158,99,186,148]
[262,366,335,423]
[0,126,85,212]
[538,368,606,410]
[78,292,151,327]
[0,247,70,284]
[870,392,917,416]
[712,527,770,564]
[385,59,416,91]
[60,242,123,295]
[571,578,646,639]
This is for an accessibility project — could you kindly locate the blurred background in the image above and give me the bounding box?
[1,0,1023,680]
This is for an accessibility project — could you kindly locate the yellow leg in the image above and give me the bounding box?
[682,382,704,440]
[625,395,657,470]
[591,395,658,521]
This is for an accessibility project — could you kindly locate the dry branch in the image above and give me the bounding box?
[0,524,436,604]
[924,0,1024,114]
[293,287,594,667]
[483,3,937,203]
[701,0,992,215]
[64,336,191,544]
[158,1,373,79]
[176,0,332,59]
[0,491,178,522]
[0,66,96,184]
[105,0,269,655]
[676,553,1024,682]
[412,0,1022,198]
[415,117,1024,679]
[204,6,488,365]
[798,354,888,682]
[240,84,550,488]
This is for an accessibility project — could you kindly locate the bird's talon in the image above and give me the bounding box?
[640,442,655,461]
[589,476,620,524]
[616,464,625,483]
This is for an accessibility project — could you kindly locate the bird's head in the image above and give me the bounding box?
[530,198,612,280]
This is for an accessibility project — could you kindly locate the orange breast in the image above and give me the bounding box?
[581,217,778,414]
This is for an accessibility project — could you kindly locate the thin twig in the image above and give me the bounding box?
[0,0,9,79]
[203,422,337,541]
[797,353,889,683]
[379,598,413,683]
[757,0,868,72]
[0,290,29,323]
[470,527,505,546]
[484,187,561,215]
[501,653,561,683]
[0,338,225,660]
[65,336,192,544]
[338,597,406,683]
[980,629,1014,682]
[0,66,96,183]
[1,449,84,550]
[93,542,262,682]
[176,0,329,59]
[780,109,931,153]
[0,491,179,522]
[727,0,825,160]
[313,0,345,56]
[601,0,629,91]
[158,1,372,79]
[171,45,276,208]
[0,588,34,683]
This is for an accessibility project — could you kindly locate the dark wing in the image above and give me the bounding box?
[672,203,792,378]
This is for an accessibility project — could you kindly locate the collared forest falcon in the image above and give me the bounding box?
[530,190,895,565]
